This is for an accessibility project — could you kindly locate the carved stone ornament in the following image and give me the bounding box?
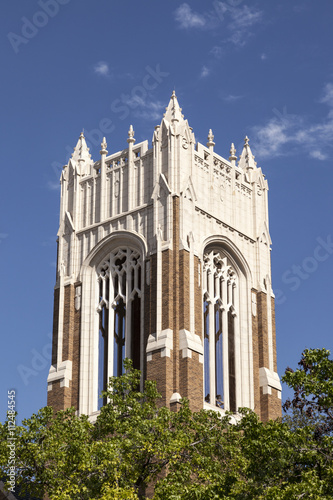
[220,182,225,202]
[115,180,120,198]
[75,286,82,311]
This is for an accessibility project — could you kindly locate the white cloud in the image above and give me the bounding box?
[223,94,244,102]
[122,94,146,108]
[174,3,263,55]
[121,94,165,121]
[310,150,328,161]
[231,4,263,30]
[200,65,210,78]
[261,53,267,61]
[210,45,224,58]
[213,2,263,46]
[174,3,206,29]
[137,101,165,121]
[297,120,333,145]
[251,85,333,161]
[94,61,110,77]
[228,6,262,46]
[228,32,247,47]
[252,118,294,157]
[320,83,333,107]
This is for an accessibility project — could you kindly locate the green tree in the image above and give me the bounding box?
[283,348,333,436]
[1,350,333,499]
[1,360,185,499]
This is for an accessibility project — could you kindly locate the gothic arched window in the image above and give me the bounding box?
[97,247,142,409]
[203,250,237,412]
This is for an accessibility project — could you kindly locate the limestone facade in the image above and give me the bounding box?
[47,92,282,420]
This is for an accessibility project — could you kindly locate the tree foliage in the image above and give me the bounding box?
[1,351,333,499]
[283,348,333,436]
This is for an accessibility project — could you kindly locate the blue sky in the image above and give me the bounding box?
[1,0,333,423]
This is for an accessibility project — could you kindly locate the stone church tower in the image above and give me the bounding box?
[47,92,281,421]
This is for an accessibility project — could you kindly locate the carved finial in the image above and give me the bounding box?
[239,136,257,170]
[229,142,237,162]
[127,124,135,144]
[164,91,184,122]
[101,137,107,151]
[72,131,92,164]
[128,124,134,138]
[100,137,108,157]
[207,129,215,150]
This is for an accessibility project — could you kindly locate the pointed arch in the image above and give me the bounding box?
[79,231,147,415]
[201,235,253,284]
[201,235,253,413]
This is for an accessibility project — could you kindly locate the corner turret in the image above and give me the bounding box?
[71,132,93,176]
[163,90,184,125]
[238,136,257,172]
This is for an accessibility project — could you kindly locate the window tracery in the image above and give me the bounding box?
[97,247,142,409]
[203,250,237,412]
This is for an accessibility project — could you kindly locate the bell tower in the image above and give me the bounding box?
[47,92,281,421]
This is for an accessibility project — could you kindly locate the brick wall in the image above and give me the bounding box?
[260,388,282,421]
[47,380,72,411]
[256,291,282,421]
[147,351,173,407]
[48,200,281,422]
[179,250,190,332]
[179,352,203,412]
[146,195,205,411]
[62,285,74,361]
[162,250,173,331]
[48,284,77,412]
[257,292,269,369]
[271,297,277,372]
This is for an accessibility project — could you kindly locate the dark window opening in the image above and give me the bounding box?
[204,299,210,403]
[228,310,236,412]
